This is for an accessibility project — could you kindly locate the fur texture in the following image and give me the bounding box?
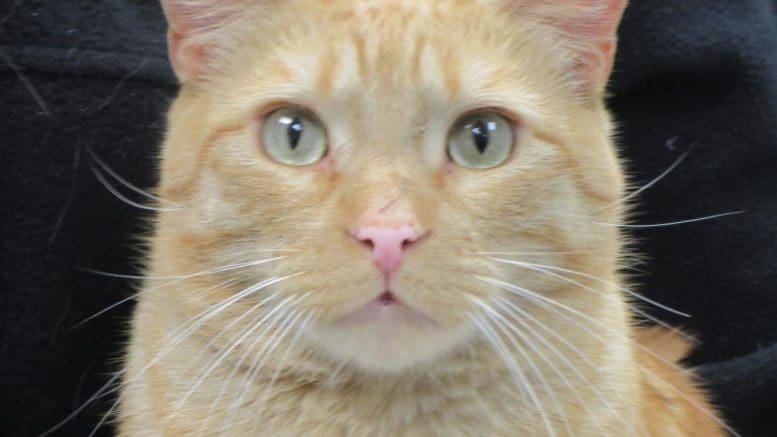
[119,1,728,435]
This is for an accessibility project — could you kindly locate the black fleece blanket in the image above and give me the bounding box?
[1,1,775,435]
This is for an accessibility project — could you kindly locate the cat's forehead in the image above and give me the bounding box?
[348,0,498,20]
[222,1,547,125]
[266,5,499,90]
[279,25,489,102]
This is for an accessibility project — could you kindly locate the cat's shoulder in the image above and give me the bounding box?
[635,326,726,437]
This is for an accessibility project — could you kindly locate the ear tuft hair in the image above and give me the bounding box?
[512,0,628,93]
[161,0,255,82]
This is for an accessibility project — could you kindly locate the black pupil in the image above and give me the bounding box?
[287,117,303,150]
[471,120,489,154]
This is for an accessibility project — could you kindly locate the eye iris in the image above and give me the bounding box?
[471,120,489,154]
[447,112,514,169]
[287,117,303,150]
[262,107,327,166]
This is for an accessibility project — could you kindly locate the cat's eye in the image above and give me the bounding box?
[447,112,514,169]
[261,107,327,166]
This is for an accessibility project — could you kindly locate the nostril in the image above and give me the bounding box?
[350,226,428,277]
[352,228,421,250]
[348,231,374,250]
[403,230,430,248]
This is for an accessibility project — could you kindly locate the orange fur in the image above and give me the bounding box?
[635,327,726,436]
[118,1,730,435]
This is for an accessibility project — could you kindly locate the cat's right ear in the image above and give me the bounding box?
[160,0,249,82]
[509,0,628,95]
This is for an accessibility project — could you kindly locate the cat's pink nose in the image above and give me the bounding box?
[353,226,422,279]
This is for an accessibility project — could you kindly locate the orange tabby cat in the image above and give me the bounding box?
[118,0,731,435]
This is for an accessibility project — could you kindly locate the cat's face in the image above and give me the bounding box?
[157,0,626,373]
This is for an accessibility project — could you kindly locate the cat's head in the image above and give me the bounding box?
[155,0,628,374]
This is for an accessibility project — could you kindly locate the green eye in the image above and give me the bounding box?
[261,107,327,166]
[448,112,514,169]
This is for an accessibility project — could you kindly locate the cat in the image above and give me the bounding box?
[118,0,731,435]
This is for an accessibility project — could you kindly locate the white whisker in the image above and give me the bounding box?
[176,289,288,388]
[474,250,582,256]
[249,309,319,432]
[326,356,351,387]
[39,371,122,437]
[491,294,644,436]
[489,257,691,318]
[470,313,557,437]
[88,159,182,212]
[199,292,311,433]
[79,256,287,282]
[477,275,739,436]
[74,277,238,329]
[87,392,119,437]
[469,296,571,435]
[163,293,302,426]
[604,144,695,209]
[86,276,291,436]
[494,258,694,340]
[74,257,288,328]
[591,211,745,229]
[85,147,178,205]
[221,302,310,434]
[476,275,690,375]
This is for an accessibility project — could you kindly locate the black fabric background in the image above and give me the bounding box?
[1,1,775,435]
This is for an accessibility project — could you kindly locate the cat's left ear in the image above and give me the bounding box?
[160,0,251,82]
[517,0,628,94]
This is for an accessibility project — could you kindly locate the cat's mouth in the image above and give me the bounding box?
[378,290,397,306]
[334,290,437,328]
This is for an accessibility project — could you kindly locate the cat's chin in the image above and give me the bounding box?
[307,293,469,373]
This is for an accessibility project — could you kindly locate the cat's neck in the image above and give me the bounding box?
[247,324,642,435]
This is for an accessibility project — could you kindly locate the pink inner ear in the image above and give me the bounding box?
[573,39,617,92]
[161,0,248,81]
[539,0,628,91]
[167,31,207,81]
[162,1,239,35]
[559,0,627,34]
